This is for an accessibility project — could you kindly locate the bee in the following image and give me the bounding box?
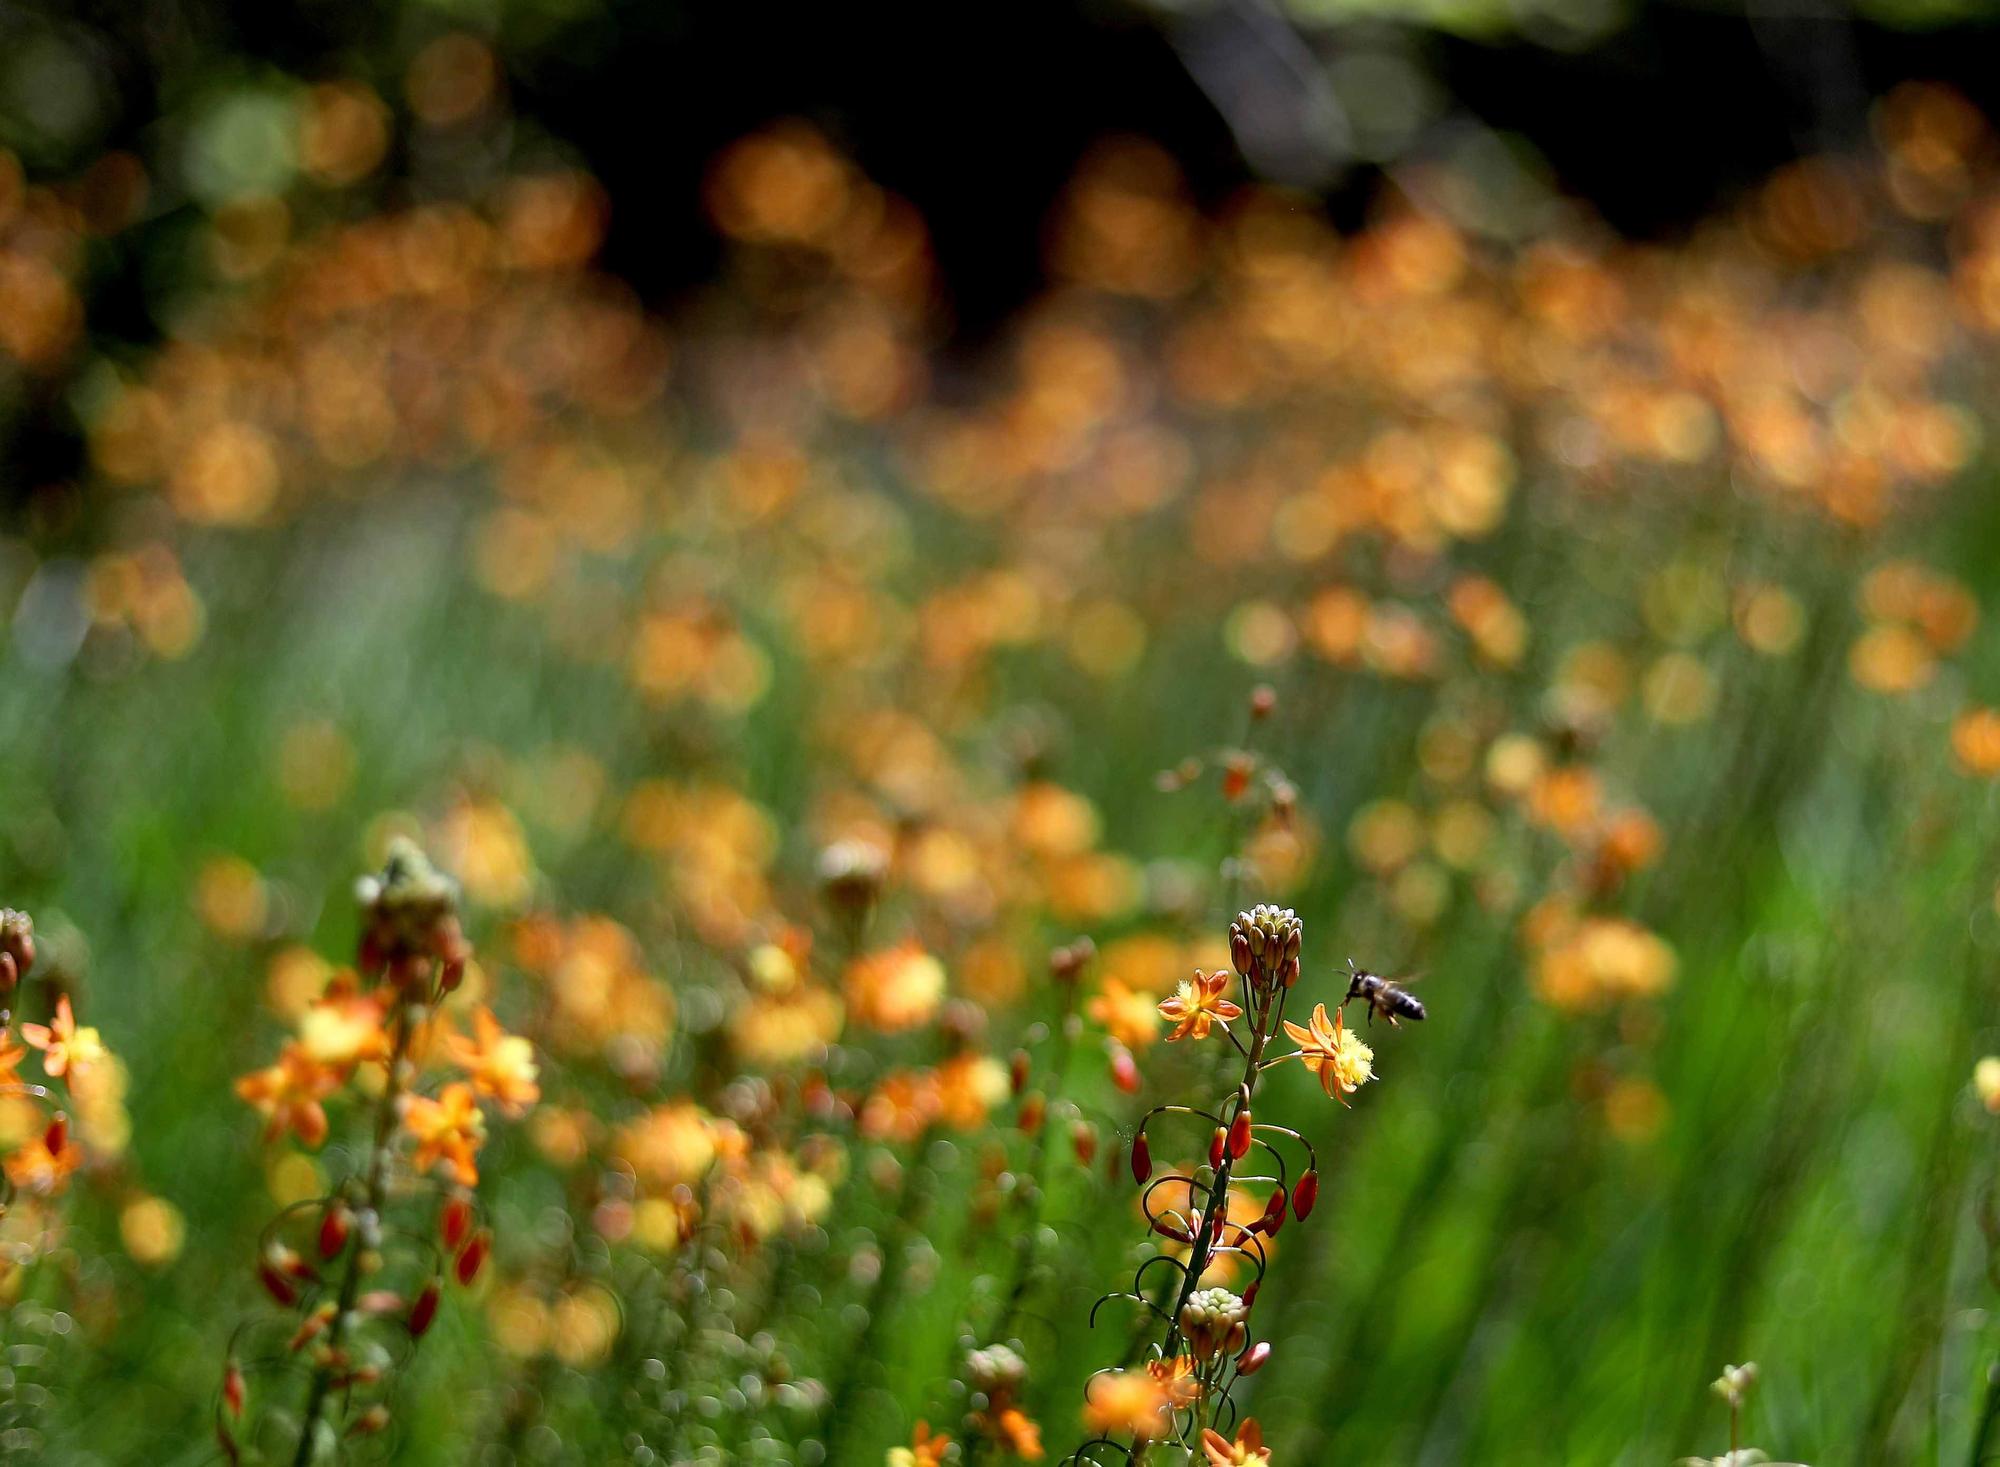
[1341,960,1426,1027]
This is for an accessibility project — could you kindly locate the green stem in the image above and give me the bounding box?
[290,975,422,1466]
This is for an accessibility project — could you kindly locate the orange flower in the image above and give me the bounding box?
[889,1420,951,1467]
[5,1131,78,1195]
[990,1406,1043,1460]
[843,942,946,1032]
[445,1007,541,1115]
[1201,1418,1270,1465]
[1082,1368,1173,1440]
[1158,969,1243,1042]
[1146,1353,1202,1410]
[402,1081,488,1186]
[1282,1002,1374,1104]
[236,1042,341,1147]
[297,994,389,1068]
[22,996,105,1078]
[1086,978,1162,1050]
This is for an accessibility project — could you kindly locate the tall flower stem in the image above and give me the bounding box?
[290,971,425,1467]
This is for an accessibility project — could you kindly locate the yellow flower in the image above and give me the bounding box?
[1158,969,1243,1042]
[1282,1002,1374,1104]
[1976,1056,2000,1113]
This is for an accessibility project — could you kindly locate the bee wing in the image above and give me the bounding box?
[1391,969,1430,989]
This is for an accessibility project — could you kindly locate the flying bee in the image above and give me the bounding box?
[1341,960,1426,1027]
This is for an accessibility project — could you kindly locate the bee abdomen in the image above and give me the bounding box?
[1390,990,1426,1021]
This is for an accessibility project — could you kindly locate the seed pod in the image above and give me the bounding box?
[1071,1120,1098,1166]
[1292,1168,1320,1221]
[454,1228,491,1286]
[408,1279,441,1338]
[1130,1130,1153,1185]
[440,1194,474,1252]
[1208,1126,1226,1170]
[1108,1046,1140,1095]
[1228,1108,1253,1160]
[1237,1341,1272,1376]
[318,1205,350,1260]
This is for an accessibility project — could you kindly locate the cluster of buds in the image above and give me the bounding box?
[1229,904,1301,994]
[966,1342,1028,1399]
[0,910,33,991]
[1177,1288,1248,1363]
[356,838,469,987]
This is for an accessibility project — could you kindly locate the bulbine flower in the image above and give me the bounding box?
[446,1006,541,1115]
[1158,969,1243,1042]
[402,1081,489,1186]
[887,1420,951,1467]
[22,996,106,1078]
[1081,1369,1173,1440]
[1282,1002,1374,1104]
[1201,1418,1271,1465]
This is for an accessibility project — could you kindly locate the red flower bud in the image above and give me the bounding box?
[1208,1126,1226,1170]
[1108,1046,1139,1094]
[348,1405,391,1437]
[1242,1279,1259,1309]
[1262,1186,1287,1236]
[1071,1120,1098,1166]
[1018,1093,1046,1134]
[1009,1049,1031,1095]
[454,1228,490,1286]
[1282,955,1300,988]
[1228,1108,1253,1160]
[257,1260,297,1307]
[408,1279,441,1338]
[1130,1131,1153,1185]
[441,1194,474,1252]
[1292,1168,1319,1221]
[1237,1341,1272,1376]
[222,1362,245,1418]
[318,1205,350,1260]
[43,1114,65,1157]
